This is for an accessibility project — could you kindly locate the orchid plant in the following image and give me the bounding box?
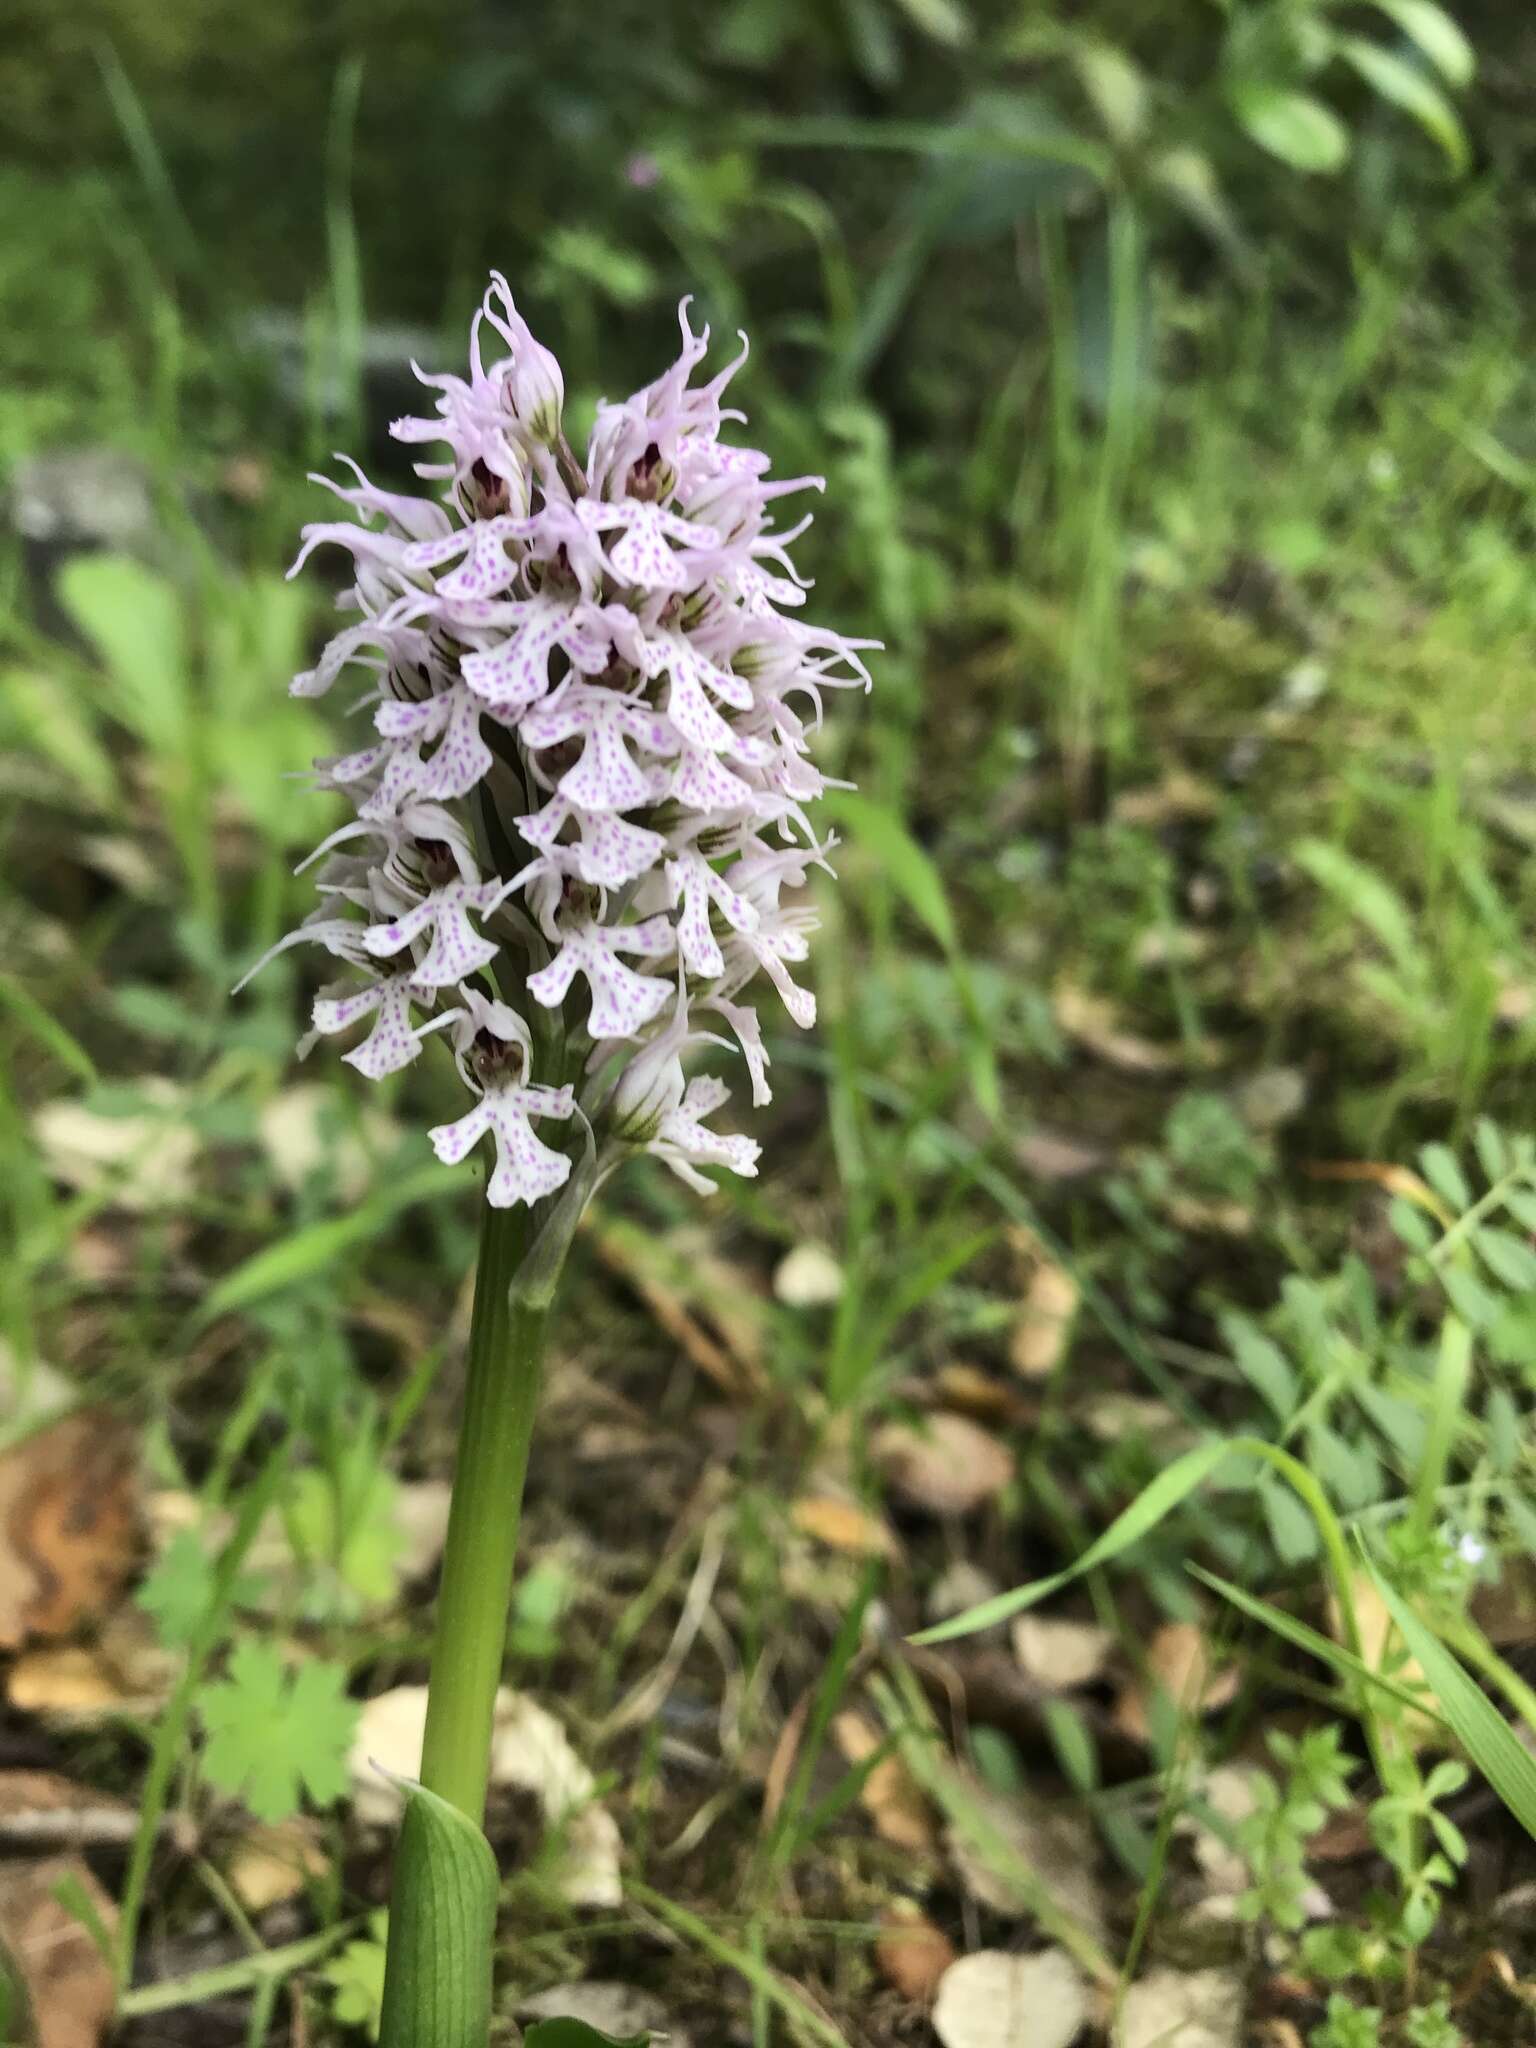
[247,276,872,2043]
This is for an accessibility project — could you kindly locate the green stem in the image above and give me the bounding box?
[417,1199,550,1822]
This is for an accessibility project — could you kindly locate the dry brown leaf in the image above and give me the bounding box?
[1016,1128,1112,1184]
[519,1983,689,2046]
[258,1083,398,1203]
[1304,1159,1449,1223]
[933,1947,1090,2048]
[832,1711,934,1852]
[1012,1615,1113,1692]
[0,1855,117,2048]
[1327,1574,1436,1745]
[1160,1193,1255,1237]
[589,1219,766,1398]
[930,1362,1036,1428]
[1010,1257,1080,1379]
[875,1903,956,2003]
[350,1686,621,1906]
[1113,1623,1239,1744]
[761,1691,812,1828]
[0,1411,142,1650]
[228,1818,329,1913]
[1054,984,1192,1076]
[0,1772,137,1851]
[947,1793,1106,1940]
[33,1085,199,1213]
[873,1414,1015,1518]
[1112,770,1221,827]
[928,1561,1003,1628]
[7,1611,178,1723]
[789,1494,900,1561]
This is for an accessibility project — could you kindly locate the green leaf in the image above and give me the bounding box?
[323,1918,388,2040]
[1,666,120,811]
[200,1162,466,1320]
[913,1437,1237,1642]
[1149,147,1249,263]
[1439,1265,1500,1329]
[1225,1316,1297,1422]
[1293,840,1422,976]
[823,789,1000,1117]
[1472,1118,1509,1183]
[1338,36,1468,170]
[55,556,191,756]
[1228,84,1349,174]
[378,1785,498,2048]
[828,790,955,950]
[889,0,971,46]
[913,1433,1363,1655]
[1368,0,1474,87]
[0,975,98,1086]
[138,1529,219,1649]
[1075,43,1149,148]
[1191,1567,1446,1723]
[1364,1564,1536,1844]
[198,1641,358,1821]
[525,2023,651,2048]
[1419,1142,1471,1212]
[1473,1226,1536,1290]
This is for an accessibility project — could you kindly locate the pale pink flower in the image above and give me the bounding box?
[247,273,874,1206]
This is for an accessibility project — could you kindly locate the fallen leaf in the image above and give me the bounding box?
[0,1773,137,1851]
[1327,1574,1436,1745]
[1133,926,1214,969]
[773,1242,844,1307]
[0,1411,142,1650]
[1054,985,1191,1076]
[258,1084,398,1203]
[1235,1068,1307,1133]
[875,1902,956,2003]
[1184,1765,1264,1897]
[8,1611,179,1723]
[1016,1128,1113,1184]
[228,1817,329,1913]
[1010,1257,1080,1379]
[349,1686,621,1906]
[1114,1623,1239,1743]
[947,1792,1106,1940]
[1012,1616,1113,1692]
[1117,1965,1245,2048]
[873,1415,1015,1517]
[1112,770,1220,827]
[1079,1394,1188,1446]
[790,1495,900,1561]
[931,1363,1036,1428]
[590,1218,766,1398]
[832,1711,935,1852]
[33,1083,199,1212]
[0,1855,117,2048]
[933,1947,1090,2048]
[1160,1193,1255,1237]
[518,1981,689,2045]
[928,1561,1003,1628]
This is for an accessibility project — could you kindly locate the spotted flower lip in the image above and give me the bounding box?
[247,278,874,1206]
